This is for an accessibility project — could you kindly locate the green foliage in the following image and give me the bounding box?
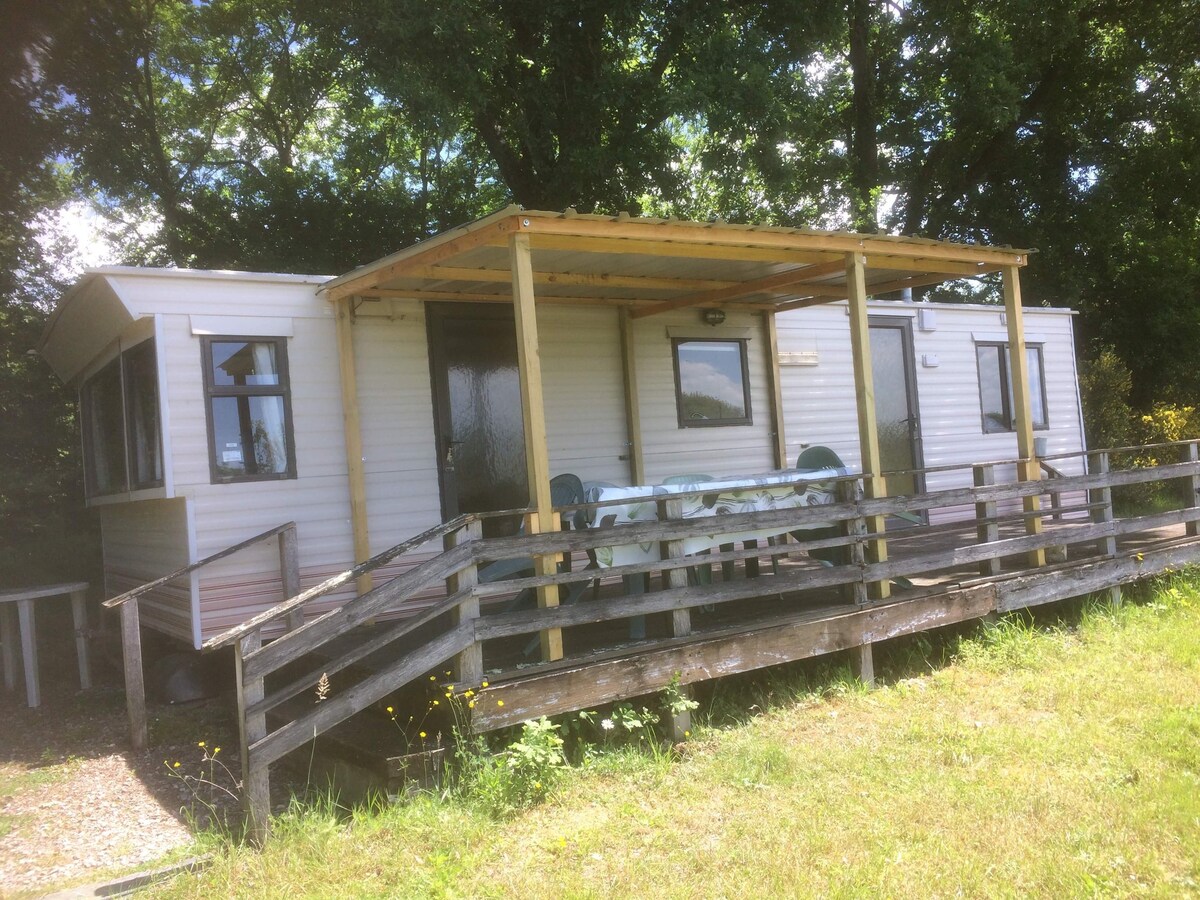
[1080,347,1135,452]
[454,718,565,818]
[1138,403,1199,452]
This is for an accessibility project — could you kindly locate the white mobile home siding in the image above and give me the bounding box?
[108,272,360,643]
[632,307,776,482]
[101,498,194,643]
[776,300,1086,522]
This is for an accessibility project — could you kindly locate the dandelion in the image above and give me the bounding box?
[601,718,614,731]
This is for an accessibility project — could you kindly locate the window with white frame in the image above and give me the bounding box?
[202,337,296,482]
[976,342,1048,434]
[80,338,163,497]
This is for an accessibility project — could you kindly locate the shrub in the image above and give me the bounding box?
[1079,347,1135,452]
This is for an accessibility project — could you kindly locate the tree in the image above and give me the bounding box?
[0,0,97,583]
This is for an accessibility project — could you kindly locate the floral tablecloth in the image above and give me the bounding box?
[585,467,843,568]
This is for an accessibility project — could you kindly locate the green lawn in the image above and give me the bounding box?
[155,577,1200,899]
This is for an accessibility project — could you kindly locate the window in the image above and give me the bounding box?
[80,338,163,497]
[202,337,296,482]
[976,342,1048,434]
[672,338,752,427]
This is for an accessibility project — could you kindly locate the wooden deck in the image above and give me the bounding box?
[108,441,1200,836]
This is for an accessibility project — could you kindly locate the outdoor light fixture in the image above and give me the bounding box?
[702,308,727,326]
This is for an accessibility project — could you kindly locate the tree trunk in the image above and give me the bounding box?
[848,0,878,234]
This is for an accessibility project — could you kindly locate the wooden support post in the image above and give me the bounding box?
[278,525,303,631]
[1089,450,1121,607]
[660,499,692,638]
[618,307,646,485]
[1,603,16,692]
[70,589,91,690]
[16,599,39,708]
[446,518,483,684]
[335,296,373,596]
[659,499,693,741]
[763,310,788,470]
[236,630,270,844]
[1002,266,1045,567]
[837,480,869,605]
[511,232,562,662]
[120,600,148,751]
[974,464,1001,576]
[1187,442,1200,538]
[845,252,889,599]
[852,642,875,689]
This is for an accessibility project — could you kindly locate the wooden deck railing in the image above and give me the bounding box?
[214,440,1200,841]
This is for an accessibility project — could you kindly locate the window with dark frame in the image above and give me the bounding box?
[672,338,753,427]
[976,341,1048,434]
[202,337,296,482]
[80,337,163,497]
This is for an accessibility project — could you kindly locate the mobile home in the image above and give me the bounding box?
[38,209,1085,651]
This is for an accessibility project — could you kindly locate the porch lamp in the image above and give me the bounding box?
[701,307,727,326]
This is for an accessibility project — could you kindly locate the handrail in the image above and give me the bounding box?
[204,512,479,650]
[103,522,296,609]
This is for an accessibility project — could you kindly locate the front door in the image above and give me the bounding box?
[427,304,529,529]
[869,316,924,500]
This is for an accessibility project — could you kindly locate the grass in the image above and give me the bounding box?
[151,575,1200,899]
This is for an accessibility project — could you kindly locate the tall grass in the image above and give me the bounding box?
[152,572,1200,899]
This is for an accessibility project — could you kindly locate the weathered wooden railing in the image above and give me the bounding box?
[103,521,301,751]
[222,440,1200,841]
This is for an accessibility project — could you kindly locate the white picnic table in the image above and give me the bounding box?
[1,581,91,708]
[584,467,844,569]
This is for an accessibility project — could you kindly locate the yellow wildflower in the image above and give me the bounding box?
[468,700,475,709]
[213,747,220,754]
[419,731,427,739]
[429,675,436,682]
[197,741,206,748]
[386,706,394,714]
[432,699,439,706]
[481,680,489,688]
[173,761,181,768]
[497,700,505,707]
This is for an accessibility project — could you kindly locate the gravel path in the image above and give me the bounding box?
[0,642,241,898]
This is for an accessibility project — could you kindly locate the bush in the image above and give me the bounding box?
[1079,347,1135,452]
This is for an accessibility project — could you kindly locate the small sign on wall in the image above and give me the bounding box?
[779,350,819,366]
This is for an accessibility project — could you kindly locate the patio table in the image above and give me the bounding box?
[585,467,845,570]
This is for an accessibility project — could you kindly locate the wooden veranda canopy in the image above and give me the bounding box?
[318,207,1042,658]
